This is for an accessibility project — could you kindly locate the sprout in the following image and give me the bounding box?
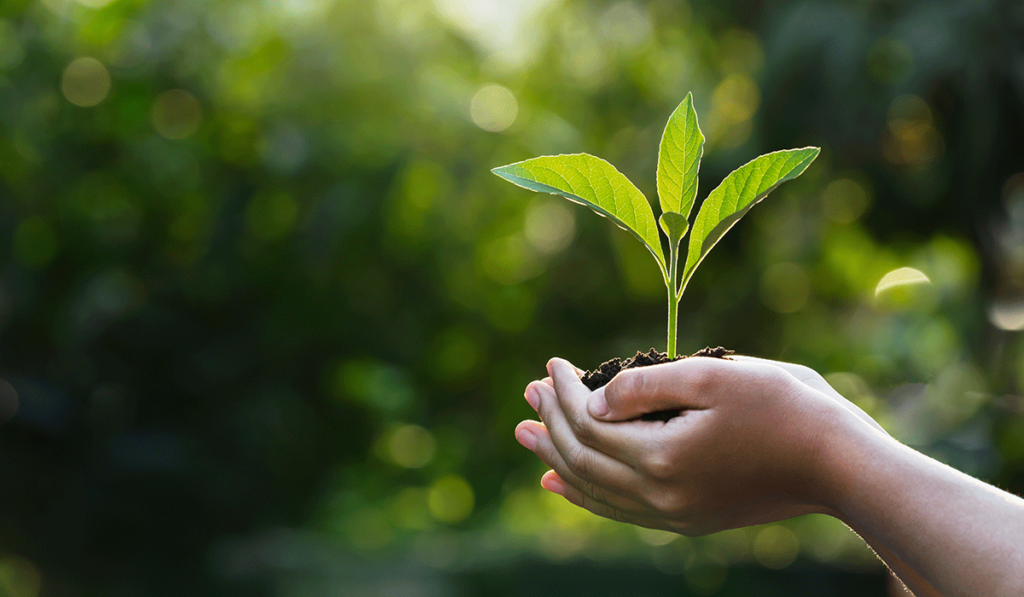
[492,93,819,357]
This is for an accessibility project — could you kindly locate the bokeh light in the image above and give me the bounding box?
[822,178,871,224]
[524,197,576,254]
[882,95,943,168]
[760,262,811,313]
[427,475,474,523]
[470,84,518,132]
[387,424,436,468]
[152,90,204,140]
[61,57,111,107]
[875,267,932,296]
[753,526,800,570]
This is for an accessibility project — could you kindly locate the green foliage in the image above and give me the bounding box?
[491,154,665,272]
[492,96,819,356]
[681,147,821,292]
[657,93,705,219]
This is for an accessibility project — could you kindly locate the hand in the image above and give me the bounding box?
[515,355,889,535]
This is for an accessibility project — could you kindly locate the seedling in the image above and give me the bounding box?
[492,93,819,358]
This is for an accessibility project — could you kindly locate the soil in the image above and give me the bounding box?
[580,346,734,422]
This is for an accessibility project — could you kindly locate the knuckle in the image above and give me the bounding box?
[569,408,594,444]
[641,447,677,480]
[649,490,688,518]
[608,368,648,405]
[686,365,719,396]
[581,479,608,505]
[791,363,816,379]
[566,445,591,478]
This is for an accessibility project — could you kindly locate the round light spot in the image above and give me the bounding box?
[470,84,518,132]
[712,73,760,124]
[882,95,943,167]
[525,198,576,254]
[152,90,203,139]
[598,2,651,50]
[822,178,870,224]
[875,267,931,296]
[61,57,111,107]
[759,262,811,313]
[635,526,677,546]
[13,217,58,268]
[427,474,474,523]
[988,300,1024,331]
[387,425,436,469]
[753,525,800,569]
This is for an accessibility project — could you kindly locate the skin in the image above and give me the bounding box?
[514,356,1024,597]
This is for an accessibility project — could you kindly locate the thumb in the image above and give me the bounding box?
[589,359,719,421]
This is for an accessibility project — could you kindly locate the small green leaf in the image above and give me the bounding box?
[492,154,665,270]
[659,212,689,250]
[657,92,705,219]
[681,147,820,288]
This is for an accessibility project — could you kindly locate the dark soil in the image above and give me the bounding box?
[580,346,734,422]
[580,346,734,391]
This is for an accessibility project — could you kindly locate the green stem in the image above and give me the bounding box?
[666,241,679,359]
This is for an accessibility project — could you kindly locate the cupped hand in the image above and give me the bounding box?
[515,355,889,535]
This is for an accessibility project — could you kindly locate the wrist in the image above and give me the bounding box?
[809,404,900,522]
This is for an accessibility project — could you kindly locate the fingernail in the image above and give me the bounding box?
[524,386,539,411]
[516,428,536,450]
[542,475,565,495]
[588,393,609,417]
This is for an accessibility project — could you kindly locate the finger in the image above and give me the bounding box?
[547,358,589,405]
[541,471,665,529]
[537,374,681,467]
[520,382,647,495]
[522,385,644,491]
[516,420,649,514]
[591,358,726,422]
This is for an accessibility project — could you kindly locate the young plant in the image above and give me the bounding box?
[492,93,819,358]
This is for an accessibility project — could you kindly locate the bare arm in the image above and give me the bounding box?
[515,357,1024,597]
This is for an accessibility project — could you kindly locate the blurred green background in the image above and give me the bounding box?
[2,0,1024,595]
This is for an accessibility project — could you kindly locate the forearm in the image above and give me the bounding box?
[827,425,1024,597]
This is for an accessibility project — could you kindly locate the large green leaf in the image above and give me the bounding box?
[680,147,820,291]
[657,92,705,219]
[492,154,665,270]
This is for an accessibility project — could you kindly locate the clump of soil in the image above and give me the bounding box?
[580,346,734,391]
[580,346,734,422]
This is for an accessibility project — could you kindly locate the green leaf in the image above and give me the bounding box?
[681,147,820,288]
[492,154,665,270]
[659,212,689,251]
[657,92,705,219]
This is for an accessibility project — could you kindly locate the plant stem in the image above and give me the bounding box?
[666,241,679,359]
